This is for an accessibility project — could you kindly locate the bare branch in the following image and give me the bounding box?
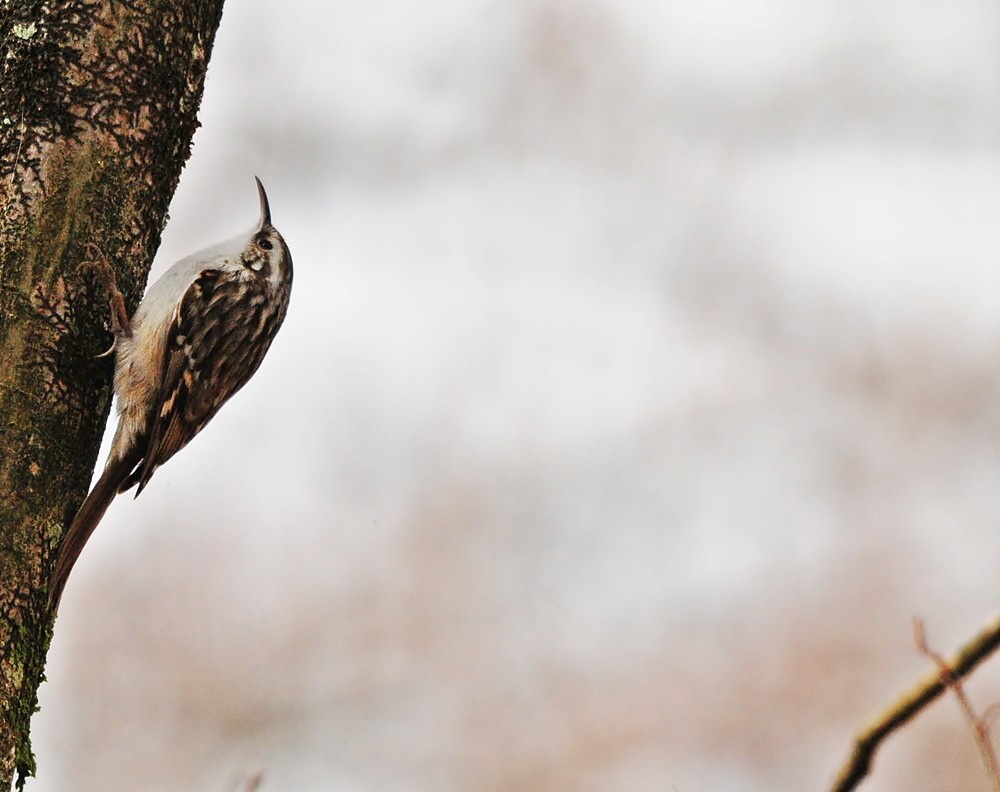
[914,618,1000,792]
[827,611,1000,792]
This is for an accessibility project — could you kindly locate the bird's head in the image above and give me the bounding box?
[240,177,293,291]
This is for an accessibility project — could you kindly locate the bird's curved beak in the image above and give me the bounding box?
[255,176,271,229]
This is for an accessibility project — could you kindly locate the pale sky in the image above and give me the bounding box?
[32,3,1000,791]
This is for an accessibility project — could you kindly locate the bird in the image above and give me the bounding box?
[49,177,293,607]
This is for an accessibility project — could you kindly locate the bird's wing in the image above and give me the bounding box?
[132,267,264,494]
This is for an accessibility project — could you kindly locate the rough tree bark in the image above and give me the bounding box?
[0,2,226,787]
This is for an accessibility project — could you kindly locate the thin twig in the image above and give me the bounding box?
[983,701,1000,730]
[827,610,1000,792]
[914,618,1000,792]
[229,771,263,792]
[243,772,263,792]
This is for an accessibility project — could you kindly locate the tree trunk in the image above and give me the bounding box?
[0,2,226,787]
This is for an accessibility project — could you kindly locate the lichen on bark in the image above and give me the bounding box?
[0,1,227,787]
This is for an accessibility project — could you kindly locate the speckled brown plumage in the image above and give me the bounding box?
[49,179,292,607]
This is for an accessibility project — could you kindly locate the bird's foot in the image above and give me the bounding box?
[78,243,133,353]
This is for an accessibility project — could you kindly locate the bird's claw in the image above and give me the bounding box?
[95,339,118,358]
[78,243,133,348]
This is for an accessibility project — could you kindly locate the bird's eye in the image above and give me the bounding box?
[258,237,273,251]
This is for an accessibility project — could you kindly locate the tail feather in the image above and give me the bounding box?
[49,447,143,608]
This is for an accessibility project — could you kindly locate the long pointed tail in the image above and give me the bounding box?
[49,448,142,608]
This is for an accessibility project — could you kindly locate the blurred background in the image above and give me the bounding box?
[29,0,1000,790]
